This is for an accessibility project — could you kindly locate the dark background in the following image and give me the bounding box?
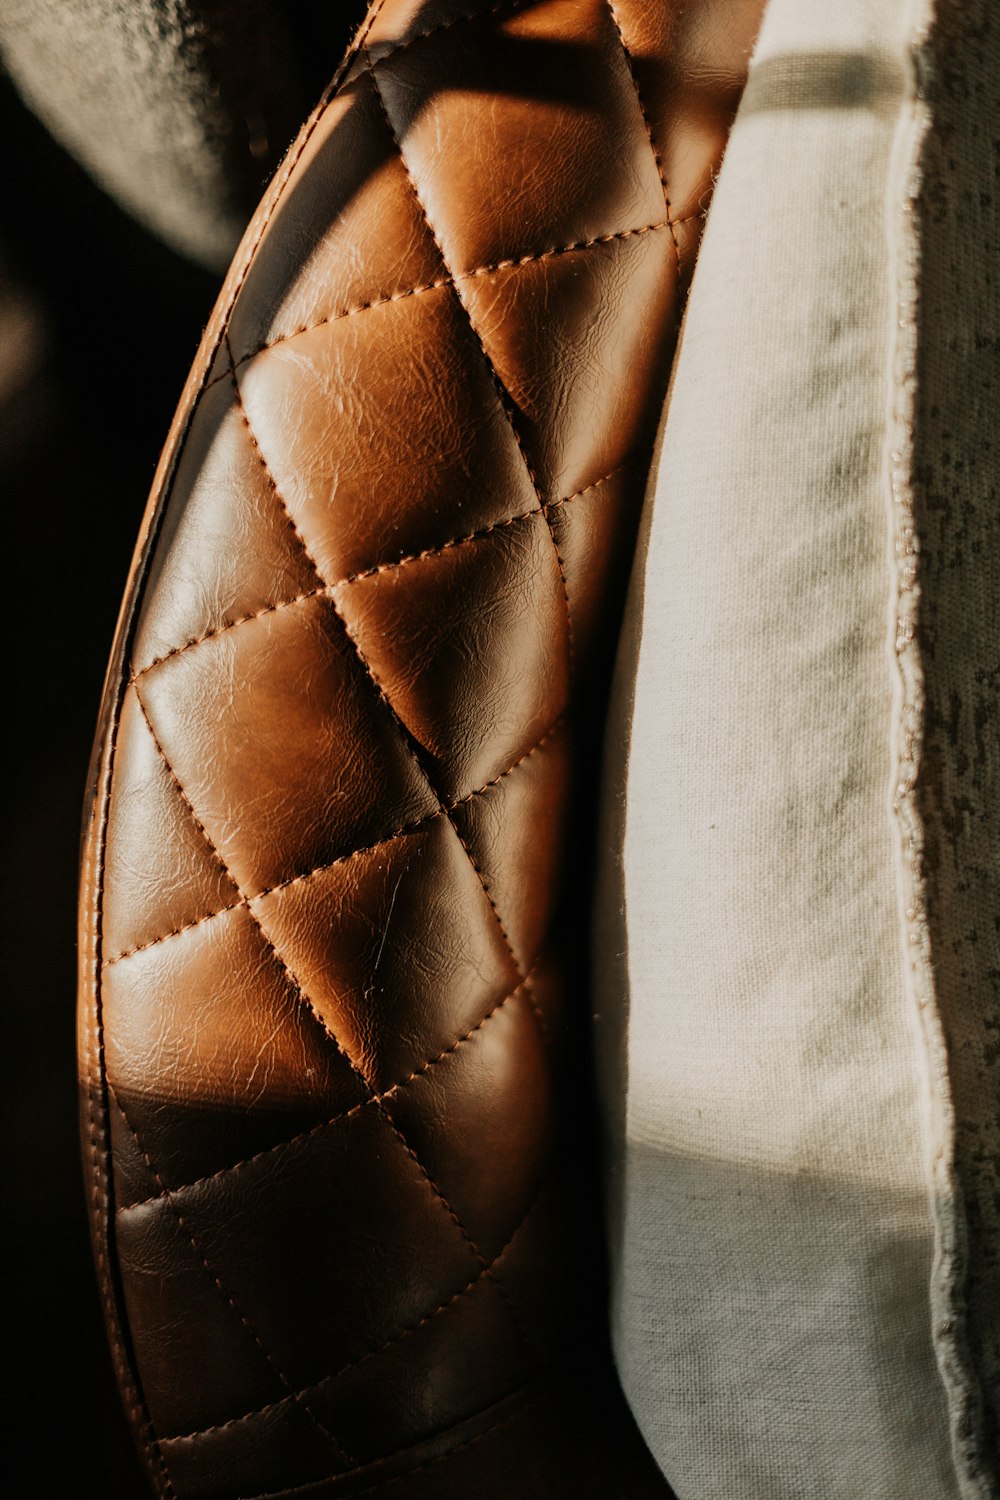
[2,7,365,1493]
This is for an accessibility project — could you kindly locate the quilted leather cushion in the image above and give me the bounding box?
[78,2,760,1496]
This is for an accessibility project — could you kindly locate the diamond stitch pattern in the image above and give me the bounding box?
[78,0,761,1493]
[253,818,520,1091]
[226,81,449,366]
[129,375,321,678]
[236,289,540,583]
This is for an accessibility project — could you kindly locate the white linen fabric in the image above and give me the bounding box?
[594,0,997,1494]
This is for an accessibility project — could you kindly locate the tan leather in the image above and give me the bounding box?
[79,3,761,1495]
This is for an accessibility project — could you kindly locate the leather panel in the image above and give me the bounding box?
[79,0,762,1493]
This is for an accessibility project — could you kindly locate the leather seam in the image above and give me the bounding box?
[448,813,551,1046]
[350,0,533,78]
[211,351,546,1376]
[226,338,330,591]
[130,465,626,682]
[605,0,683,280]
[177,0,391,423]
[103,712,566,971]
[334,64,562,1353]
[544,509,575,679]
[365,53,576,687]
[160,1175,546,1444]
[206,217,691,391]
[241,1379,546,1500]
[82,1,549,1480]
[107,1084,359,1470]
[131,683,367,1088]
[360,60,563,1071]
[117,969,537,1214]
[374,1105,544,1368]
[343,1385,544,1499]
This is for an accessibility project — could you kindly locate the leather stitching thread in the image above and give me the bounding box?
[373,1108,543,1368]
[86,1,550,1479]
[343,1384,544,1499]
[132,630,506,1319]
[160,1176,547,1444]
[107,1085,359,1471]
[605,1,683,282]
[130,466,626,682]
[347,0,532,79]
[204,218,691,393]
[225,337,545,1373]
[358,54,571,1362]
[102,715,566,969]
[118,968,539,1215]
[191,0,516,398]
[364,55,562,1059]
[366,56,575,692]
[98,0,664,1468]
[181,0,391,419]
[243,1379,546,1500]
[132,682,363,1082]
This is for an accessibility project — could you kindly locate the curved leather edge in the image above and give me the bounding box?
[77,7,395,1489]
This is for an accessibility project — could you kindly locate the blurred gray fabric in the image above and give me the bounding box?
[0,0,308,268]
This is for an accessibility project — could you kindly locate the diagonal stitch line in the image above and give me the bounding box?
[380,1106,490,1265]
[244,1379,547,1500]
[342,1386,545,1500]
[445,813,553,1048]
[364,57,575,684]
[364,55,561,1066]
[189,0,522,407]
[131,683,365,1083]
[80,10,402,1483]
[131,464,628,682]
[103,805,443,969]
[435,815,554,1351]
[118,967,540,1215]
[133,369,544,1472]
[107,1083,360,1471]
[203,217,693,393]
[258,58,557,1342]
[226,336,329,590]
[354,77,576,1062]
[102,715,567,969]
[124,689,425,1473]
[546,513,575,677]
[225,347,543,1359]
[86,4,538,1482]
[282,462,616,597]
[355,0,531,77]
[163,1172,550,1445]
[131,673,481,1417]
[170,0,390,449]
[605,1,683,281]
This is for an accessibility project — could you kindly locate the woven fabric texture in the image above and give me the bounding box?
[594,0,997,1493]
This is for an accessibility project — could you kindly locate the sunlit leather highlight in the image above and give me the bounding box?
[79,2,762,1495]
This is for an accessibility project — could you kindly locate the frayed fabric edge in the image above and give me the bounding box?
[884,2,992,1493]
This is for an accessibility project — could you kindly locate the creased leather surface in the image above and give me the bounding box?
[78,2,760,1495]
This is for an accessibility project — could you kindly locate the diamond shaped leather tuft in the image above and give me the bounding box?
[79,2,762,1494]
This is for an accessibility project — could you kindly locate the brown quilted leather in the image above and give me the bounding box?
[79,3,761,1495]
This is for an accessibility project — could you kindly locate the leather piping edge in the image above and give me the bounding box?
[76,4,390,1493]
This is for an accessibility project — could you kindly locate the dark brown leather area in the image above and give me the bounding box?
[79,2,762,1495]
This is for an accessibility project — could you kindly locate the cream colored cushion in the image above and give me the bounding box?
[595,0,998,1494]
